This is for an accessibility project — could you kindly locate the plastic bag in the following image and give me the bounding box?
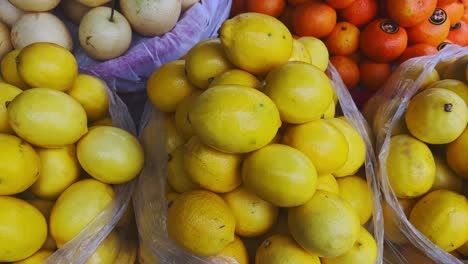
[371,44,468,264]
[133,63,384,263]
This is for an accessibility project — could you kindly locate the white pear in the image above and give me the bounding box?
[0,22,12,60]
[0,0,24,27]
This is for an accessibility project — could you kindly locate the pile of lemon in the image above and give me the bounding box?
[147,13,377,264]
[0,42,143,263]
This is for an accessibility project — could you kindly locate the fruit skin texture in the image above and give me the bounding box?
[13,249,53,264]
[382,199,415,245]
[406,8,451,47]
[410,190,468,252]
[359,60,392,91]
[329,55,360,90]
[447,126,468,179]
[0,48,29,89]
[27,199,56,251]
[288,190,361,258]
[77,126,144,184]
[85,230,121,264]
[166,190,236,256]
[324,22,360,56]
[208,69,261,89]
[387,0,438,27]
[0,196,48,262]
[242,144,318,207]
[216,236,249,264]
[386,134,436,198]
[316,174,340,194]
[447,20,468,46]
[255,235,321,264]
[398,43,438,64]
[189,85,281,154]
[293,2,337,38]
[297,37,330,71]
[337,176,373,224]
[338,0,378,27]
[0,82,22,133]
[220,13,293,75]
[288,39,312,63]
[167,145,199,193]
[405,88,468,144]
[245,0,285,17]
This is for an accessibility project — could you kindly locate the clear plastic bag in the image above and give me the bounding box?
[371,44,468,264]
[133,63,384,263]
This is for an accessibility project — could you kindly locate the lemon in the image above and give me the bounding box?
[189,85,281,153]
[67,74,109,122]
[255,235,321,264]
[283,119,349,175]
[427,79,468,105]
[442,55,468,81]
[85,231,121,264]
[328,117,366,177]
[0,49,29,89]
[337,176,373,224]
[185,38,234,89]
[242,144,317,207]
[0,82,22,133]
[223,185,278,237]
[0,134,40,195]
[323,101,336,119]
[147,60,196,112]
[17,42,78,91]
[316,174,339,194]
[29,145,80,200]
[405,88,468,144]
[208,69,261,89]
[90,116,113,127]
[166,190,236,256]
[50,179,115,248]
[167,145,198,193]
[321,227,377,264]
[382,199,416,245]
[297,37,329,71]
[27,199,57,250]
[447,126,468,179]
[0,196,48,262]
[13,250,53,264]
[289,39,312,63]
[403,66,439,90]
[410,189,468,252]
[263,61,333,124]
[430,153,463,192]
[220,13,293,75]
[174,90,202,140]
[216,236,249,264]
[7,88,88,148]
[386,134,436,198]
[77,126,144,184]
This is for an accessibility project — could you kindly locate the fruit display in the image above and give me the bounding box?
[139,12,380,264]
[0,42,142,263]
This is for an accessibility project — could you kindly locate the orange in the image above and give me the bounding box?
[437,40,454,51]
[288,0,312,5]
[231,0,246,17]
[398,43,439,64]
[246,0,286,17]
[463,0,468,22]
[438,1,464,26]
[279,5,295,30]
[348,50,363,64]
[360,18,408,62]
[339,0,378,27]
[324,22,360,56]
[387,0,438,27]
[407,8,451,46]
[325,0,357,9]
[293,2,337,38]
[359,60,392,91]
[447,20,468,46]
[330,56,360,90]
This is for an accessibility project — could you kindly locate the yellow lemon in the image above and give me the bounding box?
[189,85,281,153]
[409,189,468,252]
[427,79,468,105]
[7,88,88,147]
[167,145,198,193]
[220,13,293,75]
[447,126,468,179]
[147,60,196,112]
[403,66,439,90]
[382,198,416,245]
[27,199,57,250]
[405,88,468,144]
[316,174,339,194]
[289,39,311,63]
[321,227,377,264]
[430,153,463,192]
[208,69,261,89]
[85,231,121,264]
[30,145,80,200]
[0,82,22,133]
[0,196,47,262]
[442,54,468,81]
[223,185,278,237]
[13,249,53,264]
[386,134,436,198]
[297,37,329,71]
[337,176,373,224]
[255,235,321,264]
[323,100,336,119]
[242,143,317,207]
[0,48,29,89]
[263,61,334,124]
[67,74,109,122]
[289,190,360,258]
[90,116,113,127]
[328,117,366,177]
[216,235,249,264]
[0,133,40,195]
[174,90,202,140]
[283,119,349,175]
[435,58,456,77]
[166,192,180,208]
[49,179,115,248]
[77,126,144,184]
[185,38,234,89]
[183,136,242,193]
[166,190,236,256]
[17,42,78,91]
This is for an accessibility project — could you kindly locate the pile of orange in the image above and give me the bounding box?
[231,0,468,107]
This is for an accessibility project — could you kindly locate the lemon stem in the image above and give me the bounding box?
[109,0,116,22]
[444,103,453,112]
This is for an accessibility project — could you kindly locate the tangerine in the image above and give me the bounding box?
[246,0,286,17]
[339,0,378,27]
[324,21,360,56]
[447,20,468,46]
[288,0,311,5]
[359,60,392,91]
[387,0,438,27]
[325,0,357,9]
[279,5,295,30]
[407,8,451,46]
[398,43,439,64]
[293,2,337,37]
[231,0,246,17]
[330,56,360,90]
[438,0,464,26]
